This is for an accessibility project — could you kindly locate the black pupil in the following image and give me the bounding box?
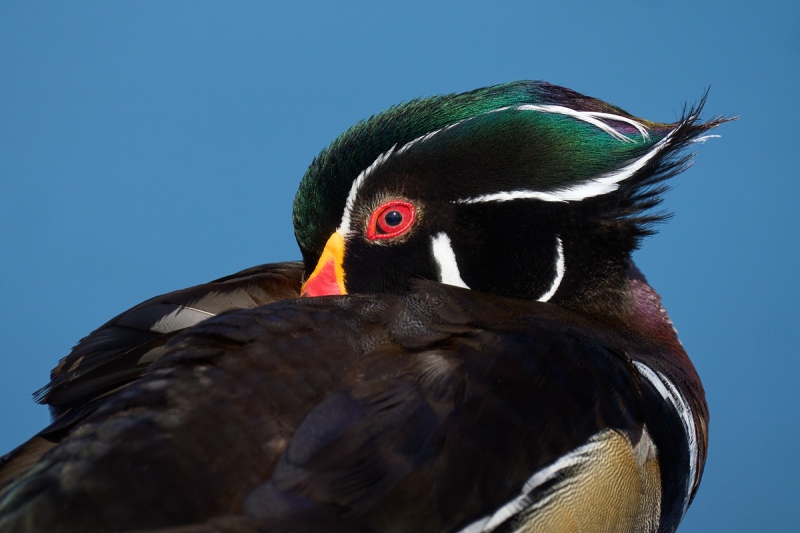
[384,210,403,227]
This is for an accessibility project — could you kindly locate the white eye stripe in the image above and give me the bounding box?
[396,119,468,155]
[337,105,654,231]
[455,129,674,205]
[337,145,397,236]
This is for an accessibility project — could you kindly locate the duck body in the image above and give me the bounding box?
[0,81,724,532]
[0,278,700,533]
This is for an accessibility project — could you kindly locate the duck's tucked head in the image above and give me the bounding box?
[293,81,724,317]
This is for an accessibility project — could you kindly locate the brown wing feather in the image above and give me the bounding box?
[0,262,303,494]
[40,261,303,420]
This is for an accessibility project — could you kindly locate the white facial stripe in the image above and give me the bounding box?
[456,129,674,205]
[633,361,698,517]
[396,119,468,155]
[457,438,604,533]
[457,190,569,204]
[337,145,397,236]
[338,120,475,236]
[537,236,565,303]
[431,233,470,289]
[336,103,653,233]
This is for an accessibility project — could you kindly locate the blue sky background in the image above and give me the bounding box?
[1,2,797,531]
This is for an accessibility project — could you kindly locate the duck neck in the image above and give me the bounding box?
[624,262,685,354]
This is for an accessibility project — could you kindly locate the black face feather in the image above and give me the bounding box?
[344,231,440,295]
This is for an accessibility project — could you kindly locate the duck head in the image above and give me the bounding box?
[293,81,723,319]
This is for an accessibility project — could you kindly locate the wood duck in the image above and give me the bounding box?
[0,81,727,533]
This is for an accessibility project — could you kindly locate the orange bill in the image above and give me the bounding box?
[300,232,347,297]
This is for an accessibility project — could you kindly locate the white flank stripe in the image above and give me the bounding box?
[337,145,396,235]
[633,361,698,517]
[537,236,565,303]
[457,438,603,533]
[431,233,470,289]
[456,129,674,205]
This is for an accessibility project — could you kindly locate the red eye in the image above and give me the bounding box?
[367,201,416,240]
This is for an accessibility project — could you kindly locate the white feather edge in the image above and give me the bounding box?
[458,360,699,533]
[457,438,604,533]
[633,361,699,517]
[691,134,720,143]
